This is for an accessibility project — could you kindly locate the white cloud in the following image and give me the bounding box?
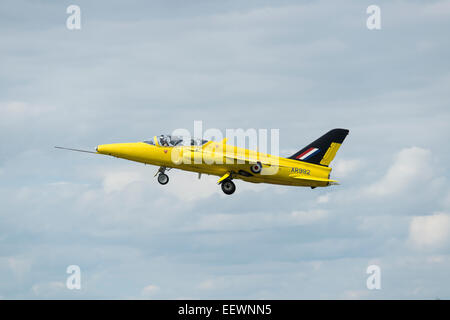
[31,281,66,297]
[332,159,362,178]
[424,1,450,17]
[342,290,370,300]
[162,171,221,201]
[183,209,328,232]
[141,284,160,297]
[0,101,29,116]
[0,101,55,121]
[366,147,431,196]
[196,277,235,291]
[161,170,268,201]
[290,209,328,224]
[442,190,450,209]
[8,257,32,280]
[102,170,143,193]
[409,213,450,250]
[198,279,216,290]
[426,255,445,264]
[316,193,330,204]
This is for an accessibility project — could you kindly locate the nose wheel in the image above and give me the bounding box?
[221,179,236,195]
[155,167,170,185]
[157,173,169,185]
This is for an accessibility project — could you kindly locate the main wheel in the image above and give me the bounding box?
[157,173,169,185]
[221,179,236,195]
[250,161,262,174]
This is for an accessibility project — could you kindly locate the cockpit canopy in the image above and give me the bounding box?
[143,135,208,147]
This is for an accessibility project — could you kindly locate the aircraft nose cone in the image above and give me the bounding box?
[95,143,130,157]
[96,144,108,154]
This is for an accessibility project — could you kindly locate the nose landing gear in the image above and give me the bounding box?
[158,173,169,185]
[155,167,169,185]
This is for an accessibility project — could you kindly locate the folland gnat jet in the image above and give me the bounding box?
[56,128,349,195]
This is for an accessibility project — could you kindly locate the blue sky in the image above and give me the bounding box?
[1,0,450,299]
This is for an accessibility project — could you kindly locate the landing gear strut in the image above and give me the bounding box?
[156,167,169,185]
[221,179,236,195]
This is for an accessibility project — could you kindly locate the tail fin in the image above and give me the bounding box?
[288,128,349,166]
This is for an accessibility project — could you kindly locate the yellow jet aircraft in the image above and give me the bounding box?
[56,128,349,195]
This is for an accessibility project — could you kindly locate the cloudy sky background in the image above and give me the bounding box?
[1,0,450,299]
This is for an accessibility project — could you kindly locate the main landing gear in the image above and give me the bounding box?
[156,167,169,185]
[220,179,236,195]
[155,167,237,195]
[220,162,260,195]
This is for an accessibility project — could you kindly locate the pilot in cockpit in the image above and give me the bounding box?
[159,135,169,147]
[151,135,208,147]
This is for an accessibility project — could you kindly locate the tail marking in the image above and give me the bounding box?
[295,147,320,160]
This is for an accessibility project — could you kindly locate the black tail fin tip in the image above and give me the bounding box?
[288,128,349,166]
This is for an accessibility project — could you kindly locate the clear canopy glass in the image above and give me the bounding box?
[144,135,208,147]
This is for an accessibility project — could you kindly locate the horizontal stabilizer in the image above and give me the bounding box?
[289,174,339,185]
